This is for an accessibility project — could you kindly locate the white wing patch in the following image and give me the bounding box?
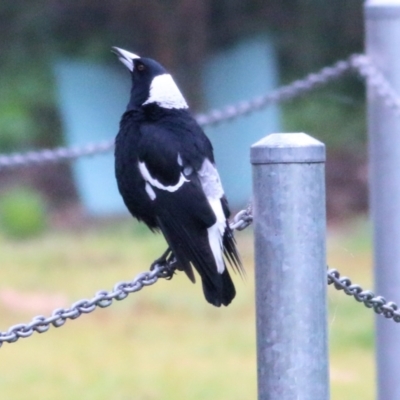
[198,158,226,274]
[177,153,183,166]
[139,161,189,198]
[143,74,188,110]
[145,182,156,200]
[198,158,224,199]
[177,153,194,176]
[207,198,226,273]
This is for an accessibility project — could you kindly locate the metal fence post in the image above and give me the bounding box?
[365,2,400,399]
[251,133,328,400]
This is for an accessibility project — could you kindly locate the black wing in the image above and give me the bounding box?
[115,112,158,229]
[137,120,242,306]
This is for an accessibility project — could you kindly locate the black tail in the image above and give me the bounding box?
[201,268,236,307]
[156,205,243,307]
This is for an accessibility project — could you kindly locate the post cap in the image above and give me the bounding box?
[251,133,326,164]
[365,0,400,18]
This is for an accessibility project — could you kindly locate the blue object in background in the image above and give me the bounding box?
[202,35,281,209]
[54,35,279,215]
[54,60,129,215]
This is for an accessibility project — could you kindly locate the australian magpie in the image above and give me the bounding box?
[112,46,243,307]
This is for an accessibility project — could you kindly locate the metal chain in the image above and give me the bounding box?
[229,203,253,231]
[0,207,253,347]
[195,57,353,126]
[350,54,400,115]
[2,209,400,347]
[0,263,174,347]
[0,56,356,171]
[0,140,114,170]
[328,268,400,323]
[2,54,400,346]
[0,54,399,171]
[234,204,400,324]
[231,207,400,325]
[232,209,400,325]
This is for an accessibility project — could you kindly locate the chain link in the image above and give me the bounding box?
[328,268,400,323]
[3,208,400,347]
[350,54,400,115]
[2,54,400,346]
[0,56,356,171]
[196,57,353,126]
[229,203,253,231]
[0,263,173,346]
[0,207,253,347]
[1,54,399,170]
[0,140,114,170]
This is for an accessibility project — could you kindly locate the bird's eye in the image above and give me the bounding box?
[137,63,145,71]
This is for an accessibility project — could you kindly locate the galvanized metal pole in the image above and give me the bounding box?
[251,133,329,400]
[365,2,400,399]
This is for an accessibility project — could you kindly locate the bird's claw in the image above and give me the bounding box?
[158,263,176,280]
[150,250,177,280]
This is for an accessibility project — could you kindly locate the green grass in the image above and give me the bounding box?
[0,219,375,399]
[328,218,375,399]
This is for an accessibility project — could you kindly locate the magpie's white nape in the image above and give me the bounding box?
[113,46,244,307]
[143,74,188,110]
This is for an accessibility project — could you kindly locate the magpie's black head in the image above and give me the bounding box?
[112,46,188,110]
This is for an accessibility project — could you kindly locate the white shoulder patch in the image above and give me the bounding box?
[207,198,226,274]
[198,158,226,274]
[138,161,189,195]
[145,182,156,200]
[143,74,188,109]
[198,158,224,199]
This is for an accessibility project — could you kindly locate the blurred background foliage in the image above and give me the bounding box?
[0,186,47,238]
[0,3,377,398]
[0,0,365,145]
[0,0,367,224]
